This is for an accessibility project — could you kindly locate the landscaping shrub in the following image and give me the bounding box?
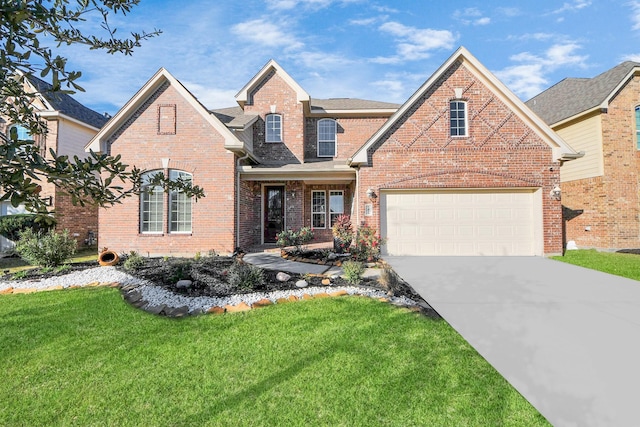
[0,214,54,242]
[352,226,386,262]
[123,251,146,271]
[342,260,365,285]
[331,214,353,253]
[276,226,314,252]
[15,229,77,267]
[228,260,264,290]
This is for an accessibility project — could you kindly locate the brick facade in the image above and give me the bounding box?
[98,83,237,256]
[357,60,564,254]
[561,75,640,250]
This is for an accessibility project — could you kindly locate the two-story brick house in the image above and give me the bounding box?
[527,61,640,250]
[1,75,107,251]
[88,47,579,256]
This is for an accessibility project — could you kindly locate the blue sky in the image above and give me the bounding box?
[54,0,640,115]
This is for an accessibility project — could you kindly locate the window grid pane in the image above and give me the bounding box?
[312,191,326,228]
[266,114,282,143]
[329,191,344,226]
[140,179,163,233]
[169,170,192,233]
[636,106,640,150]
[450,101,467,137]
[318,119,336,157]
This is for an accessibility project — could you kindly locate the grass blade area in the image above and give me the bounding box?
[552,249,640,281]
[0,288,548,426]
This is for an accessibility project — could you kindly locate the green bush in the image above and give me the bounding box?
[123,251,146,271]
[352,226,386,262]
[276,227,314,252]
[0,214,54,242]
[228,261,264,291]
[15,229,77,267]
[342,260,365,285]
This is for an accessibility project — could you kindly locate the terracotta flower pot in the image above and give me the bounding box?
[98,249,120,266]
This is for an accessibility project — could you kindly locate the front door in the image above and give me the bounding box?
[264,186,285,243]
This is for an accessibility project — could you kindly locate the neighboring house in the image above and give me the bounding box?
[527,61,640,250]
[87,47,579,257]
[0,75,107,250]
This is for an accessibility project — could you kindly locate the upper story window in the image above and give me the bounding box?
[318,118,337,157]
[450,100,468,137]
[635,106,640,150]
[266,114,282,143]
[7,124,31,142]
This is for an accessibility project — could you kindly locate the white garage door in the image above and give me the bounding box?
[382,189,541,256]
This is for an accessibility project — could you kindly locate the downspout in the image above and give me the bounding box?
[236,151,250,251]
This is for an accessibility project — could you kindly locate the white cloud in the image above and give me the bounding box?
[349,17,382,26]
[551,0,591,14]
[622,53,640,62]
[265,0,360,10]
[453,8,491,26]
[373,22,456,63]
[496,43,588,99]
[630,1,640,30]
[231,19,304,50]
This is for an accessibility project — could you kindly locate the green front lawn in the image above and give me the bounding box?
[552,249,640,281]
[0,288,549,426]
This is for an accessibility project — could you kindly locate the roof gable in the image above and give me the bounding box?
[351,46,578,164]
[235,59,309,108]
[24,75,108,129]
[86,68,247,156]
[526,61,640,125]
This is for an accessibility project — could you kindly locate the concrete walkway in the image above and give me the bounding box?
[243,252,380,279]
[385,256,640,427]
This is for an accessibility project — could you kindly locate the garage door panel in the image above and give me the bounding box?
[384,190,539,256]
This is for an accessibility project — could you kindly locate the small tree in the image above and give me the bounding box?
[276,227,314,253]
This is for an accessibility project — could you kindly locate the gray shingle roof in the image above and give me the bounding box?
[210,106,258,128]
[310,98,400,111]
[27,75,109,129]
[526,61,640,125]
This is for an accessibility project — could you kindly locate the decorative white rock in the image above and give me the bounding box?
[176,279,193,289]
[295,279,308,288]
[276,272,291,282]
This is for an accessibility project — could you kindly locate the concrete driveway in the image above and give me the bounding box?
[385,256,640,427]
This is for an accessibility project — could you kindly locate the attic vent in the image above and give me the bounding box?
[158,104,176,135]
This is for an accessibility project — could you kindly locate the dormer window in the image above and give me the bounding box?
[266,114,282,143]
[318,118,337,157]
[450,100,468,137]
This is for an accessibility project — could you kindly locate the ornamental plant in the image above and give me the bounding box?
[352,226,386,262]
[276,226,314,253]
[15,228,77,267]
[331,214,353,253]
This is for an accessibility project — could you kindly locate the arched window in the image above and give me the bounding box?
[265,114,282,142]
[7,124,31,141]
[140,171,164,233]
[450,100,468,137]
[318,118,337,157]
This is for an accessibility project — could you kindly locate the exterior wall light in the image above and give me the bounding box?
[366,188,377,200]
[550,185,561,200]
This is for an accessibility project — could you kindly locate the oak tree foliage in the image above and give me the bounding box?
[1,0,204,220]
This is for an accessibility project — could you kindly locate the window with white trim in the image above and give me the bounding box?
[140,171,164,233]
[266,114,282,143]
[140,169,193,233]
[311,190,326,228]
[169,170,192,232]
[329,190,344,226]
[450,100,468,137]
[7,124,31,142]
[318,119,337,157]
[635,106,640,150]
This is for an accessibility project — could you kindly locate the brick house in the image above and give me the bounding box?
[88,47,578,256]
[527,61,640,250]
[0,75,107,251]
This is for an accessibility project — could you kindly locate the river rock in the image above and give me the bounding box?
[295,279,308,288]
[176,279,192,289]
[276,272,291,282]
